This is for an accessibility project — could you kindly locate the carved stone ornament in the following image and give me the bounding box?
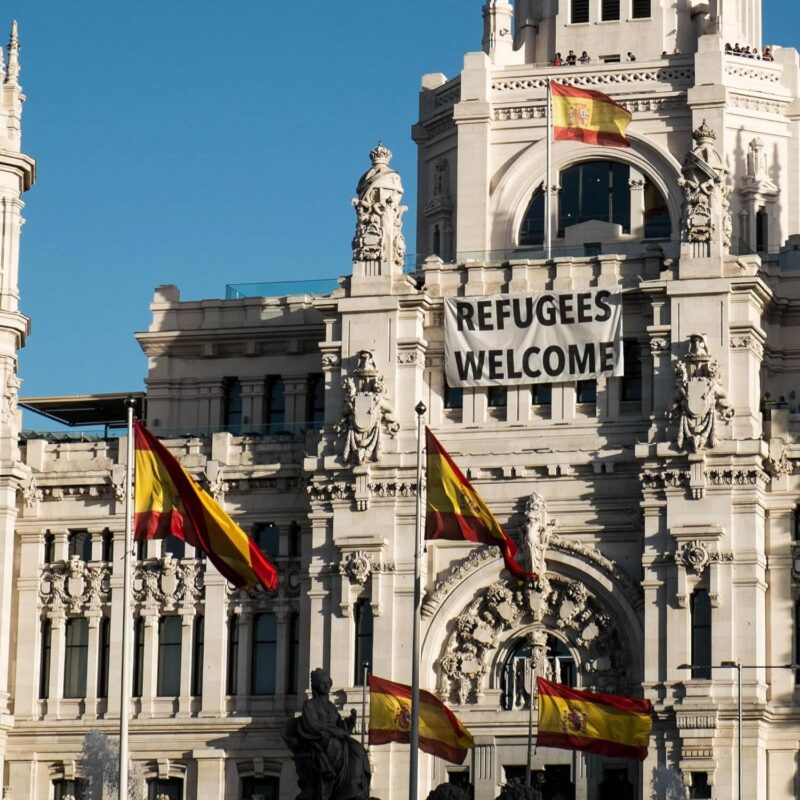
[1,366,20,424]
[678,121,732,250]
[674,539,733,576]
[321,353,341,370]
[20,476,43,509]
[133,555,204,611]
[336,350,400,466]
[744,137,778,192]
[765,451,793,478]
[665,334,734,452]
[352,143,407,267]
[40,557,111,612]
[521,492,555,582]
[339,551,373,586]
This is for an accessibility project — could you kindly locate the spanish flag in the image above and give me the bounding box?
[368,675,474,764]
[425,428,535,581]
[133,420,278,591]
[537,678,652,761]
[551,81,632,148]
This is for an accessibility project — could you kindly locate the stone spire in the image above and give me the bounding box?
[5,21,19,85]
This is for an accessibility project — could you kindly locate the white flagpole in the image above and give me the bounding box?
[119,397,135,798]
[545,77,553,260]
[409,401,427,800]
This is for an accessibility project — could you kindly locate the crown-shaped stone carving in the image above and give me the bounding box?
[692,120,716,144]
[369,142,392,166]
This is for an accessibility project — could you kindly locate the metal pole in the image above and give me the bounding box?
[361,661,370,749]
[737,662,743,800]
[525,657,534,788]
[119,398,135,798]
[409,402,426,800]
[545,78,553,261]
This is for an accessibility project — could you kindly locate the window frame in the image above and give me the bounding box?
[227,615,240,696]
[251,612,278,696]
[690,589,712,680]
[39,618,51,700]
[571,0,590,24]
[157,615,183,697]
[64,617,89,699]
[601,0,620,21]
[631,0,651,19]
[354,599,374,686]
[192,615,204,697]
[223,377,243,434]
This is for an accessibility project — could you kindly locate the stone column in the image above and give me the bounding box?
[235,610,253,713]
[83,611,102,720]
[274,608,289,697]
[194,751,225,798]
[45,612,65,719]
[178,608,195,717]
[140,609,160,718]
[284,376,308,431]
[200,574,228,717]
[13,533,42,719]
[629,171,646,239]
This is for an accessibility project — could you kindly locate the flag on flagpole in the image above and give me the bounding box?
[133,420,278,591]
[368,675,474,765]
[536,678,652,761]
[551,81,632,147]
[425,427,535,582]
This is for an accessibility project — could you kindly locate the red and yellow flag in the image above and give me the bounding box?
[133,420,278,591]
[425,427,535,581]
[552,81,632,148]
[368,675,474,765]
[537,678,652,761]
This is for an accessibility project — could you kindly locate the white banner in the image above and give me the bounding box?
[444,289,623,387]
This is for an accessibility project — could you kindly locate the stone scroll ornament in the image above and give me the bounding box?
[665,334,734,453]
[351,143,407,267]
[337,350,400,465]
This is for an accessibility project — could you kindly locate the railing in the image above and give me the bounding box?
[20,428,126,443]
[149,421,323,439]
[226,278,340,300]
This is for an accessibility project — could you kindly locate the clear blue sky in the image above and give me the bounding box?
[10,1,800,403]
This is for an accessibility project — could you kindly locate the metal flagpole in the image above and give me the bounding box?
[545,77,553,260]
[409,402,427,800]
[525,657,534,788]
[361,661,370,749]
[119,397,136,798]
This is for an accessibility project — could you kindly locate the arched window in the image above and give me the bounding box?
[501,635,576,710]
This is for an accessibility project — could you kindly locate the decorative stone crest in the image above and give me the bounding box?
[678,121,732,252]
[40,558,111,612]
[337,350,400,465]
[666,335,734,452]
[352,143,407,268]
[675,540,711,575]
[339,551,373,586]
[133,556,204,610]
[20,476,43,509]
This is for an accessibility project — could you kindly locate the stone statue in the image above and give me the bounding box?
[747,137,769,183]
[352,143,407,268]
[282,669,371,800]
[521,492,554,580]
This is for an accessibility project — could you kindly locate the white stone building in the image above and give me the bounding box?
[5,0,800,798]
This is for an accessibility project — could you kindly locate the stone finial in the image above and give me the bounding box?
[692,119,716,144]
[5,20,19,85]
[369,142,392,166]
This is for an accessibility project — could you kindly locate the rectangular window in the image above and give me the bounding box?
[796,602,800,686]
[39,619,51,700]
[223,377,243,434]
[147,778,183,800]
[242,776,279,800]
[264,376,286,434]
[306,373,325,429]
[161,534,186,560]
[192,616,204,697]
[157,616,182,696]
[133,617,144,697]
[690,772,711,800]
[227,616,239,695]
[64,618,89,699]
[632,0,651,18]
[621,340,643,402]
[354,600,374,686]
[136,539,147,561]
[576,380,597,404]
[43,532,55,564]
[690,589,712,680]
[68,530,92,562]
[252,523,280,558]
[531,383,552,406]
[287,612,300,694]
[488,386,507,408]
[251,613,278,695]
[288,521,301,558]
[98,617,110,699]
[54,779,89,800]
[602,0,620,20]
[101,531,114,563]
[571,0,590,23]
[444,380,464,410]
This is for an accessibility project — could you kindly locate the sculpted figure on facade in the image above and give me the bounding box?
[282,668,371,800]
[678,121,732,250]
[1,366,20,424]
[666,334,734,452]
[337,350,399,465]
[352,143,407,268]
[521,492,555,582]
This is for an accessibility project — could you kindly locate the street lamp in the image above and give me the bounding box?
[677,662,798,800]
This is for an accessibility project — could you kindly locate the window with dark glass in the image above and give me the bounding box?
[644,178,671,238]
[632,0,651,18]
[690,589,712,679]
[43,532,55,564]
[531,383,552,407]
[161,534,186,560]
[447,771,471,790]
[689,772,711,800]
[242,776,279,800]
[192,616,204,697]
[223,377,243,434]
[444,380,464,410]
[252,522,280,558]
[98,617,110,699]
[795,601,800,685]
[287,612,300,694]
[621,340,643,402]
[519,186,545,247]
[488,386,507,408]
[502,635,575,710]
[548,636,576,686]
[306,373,325,429]
[354,600,374,686]
[147,778,183,800]
[795,507,800,541]
[288,521,301,558]
[39,619,51,699]
[264,376,286,433]
[136,539,147,561]
[133,617,144,697]
[251,613,278,695]
[64,618,89,699]
[571,0,590,23]
[602,0,620,20]
[559,161,631,236]
[54,779,88,800]
[101,530,114,563]
[756,208,768,253]
[68,530,92,562]
[576,380,597,404]
[227,615,239,695]
[432,224,441,257]
[157,616,182,697]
